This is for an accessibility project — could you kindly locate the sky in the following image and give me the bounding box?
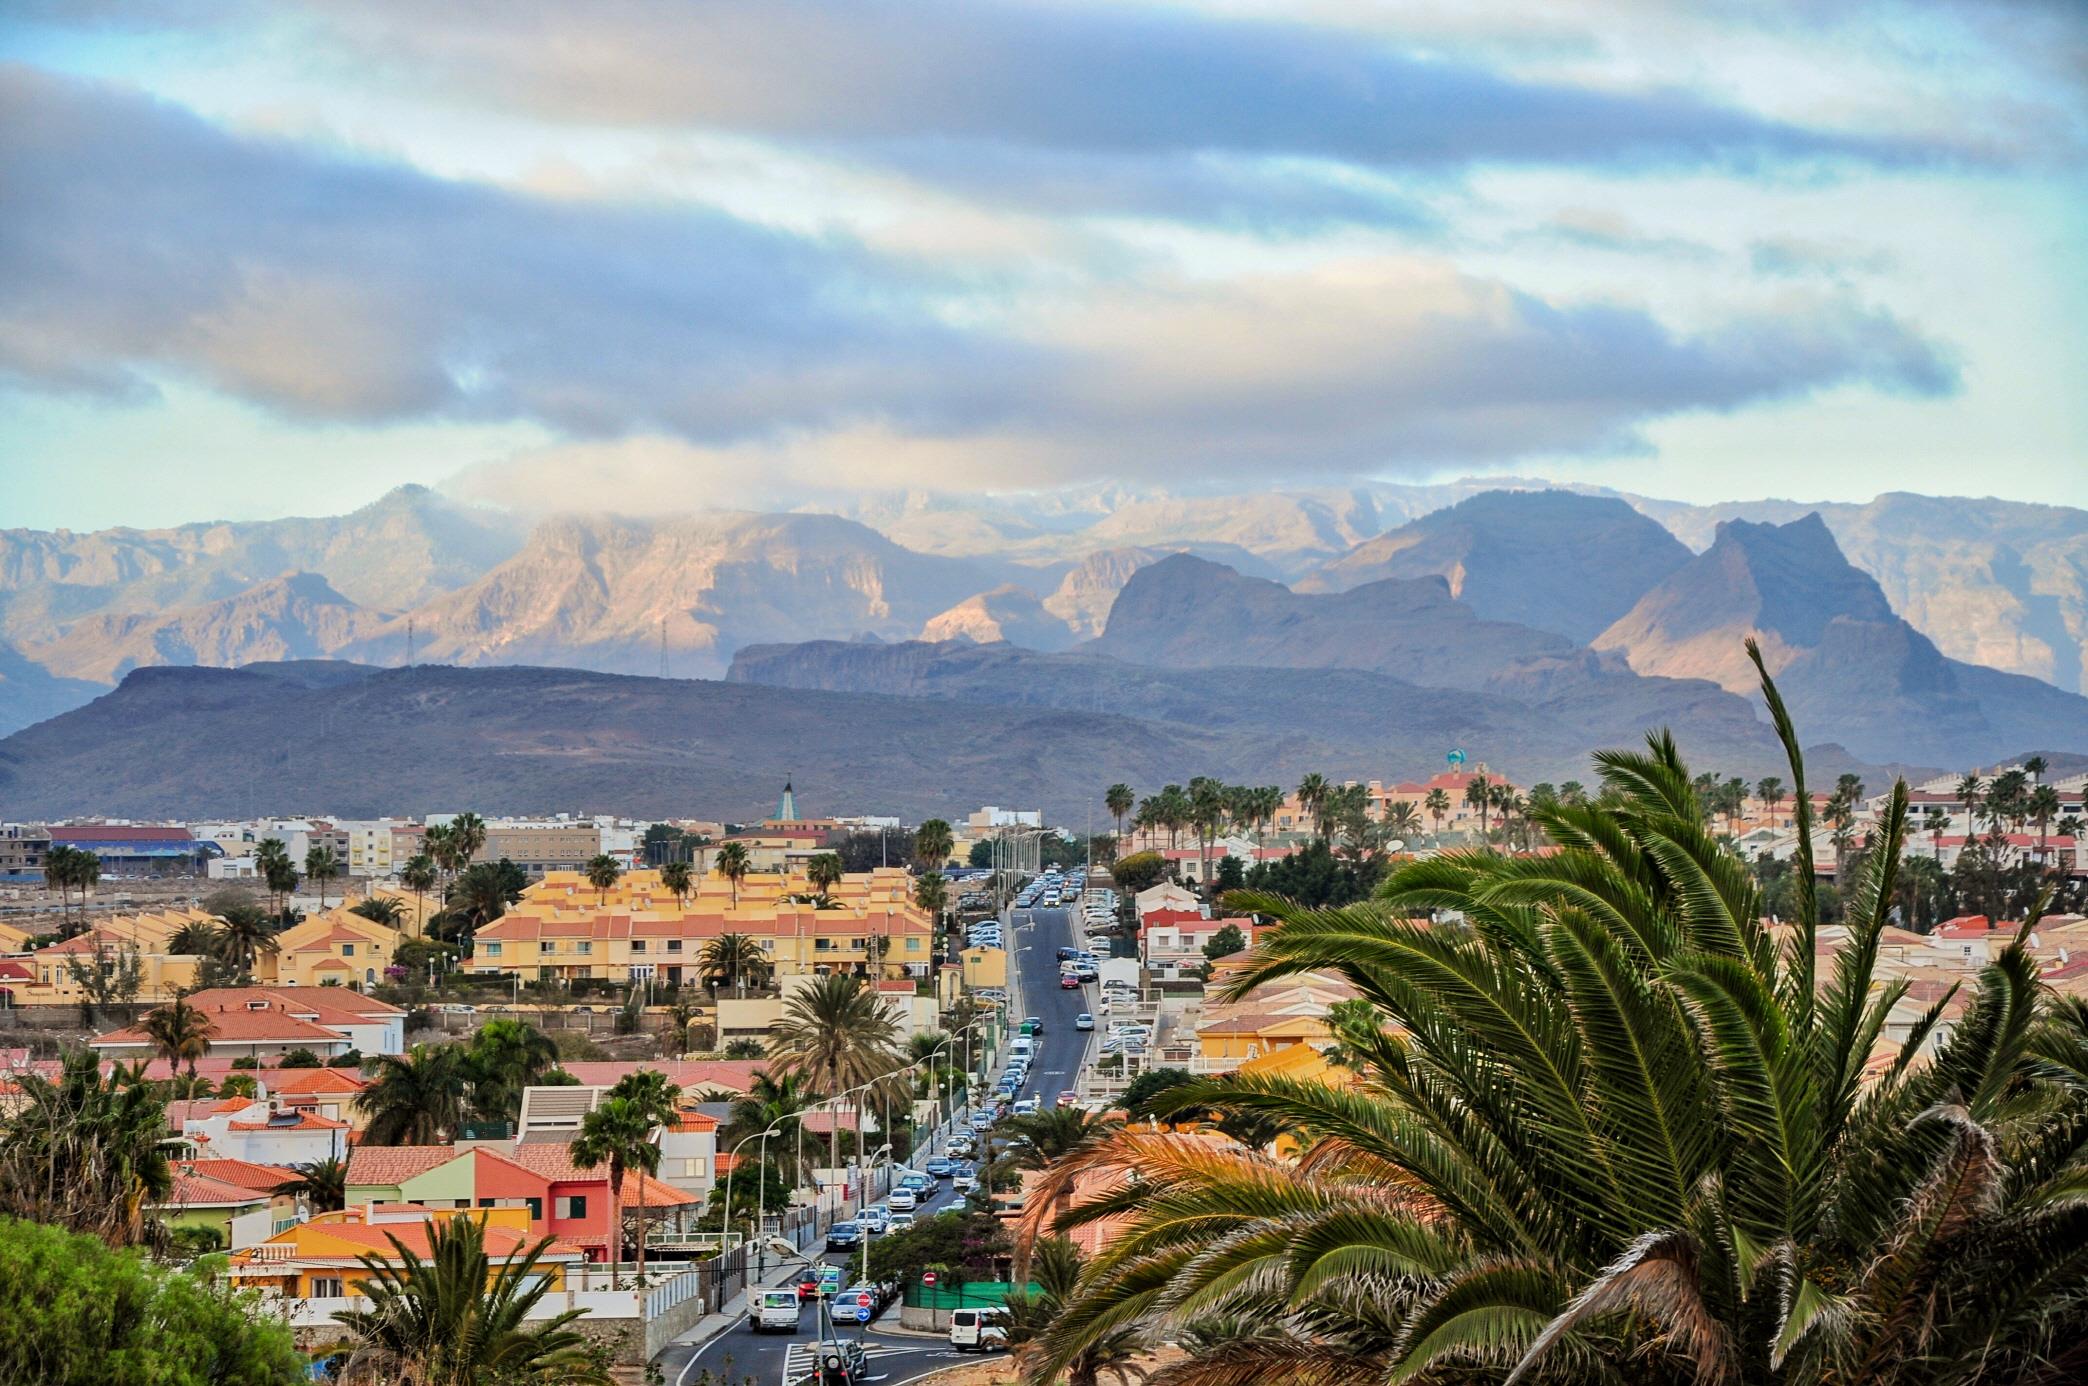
[1,0,2084,531]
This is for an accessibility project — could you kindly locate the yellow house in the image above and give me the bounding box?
[226,1205,582,1299]
[467,866,937,987]
[1193,968,1360,1067]
[262,907,401,990]
[19,919,208,1006]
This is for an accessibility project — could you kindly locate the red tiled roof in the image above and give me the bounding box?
[303,1216,578,1261]
[186,1158,299,1193]
[162,1170,271,1208]
[228,1110,347,1132]
[94,1009,347,1048]
[271,1066,367,1095]
[346,1146,461,1187]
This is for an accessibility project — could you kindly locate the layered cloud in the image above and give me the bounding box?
[0,64,1959,498]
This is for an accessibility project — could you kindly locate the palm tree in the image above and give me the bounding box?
[1005,1236,1145,1386]
[806,852,843,899]
[914,818,954,872]
[305,845,340,910]
[139,995,214,1079]
[0,1048,173,1247]
[1187,777,1229,890]
[445,863,515,938]
[43,844,83,933]
[1105,783,1135,848]
[166,919,224,958]
[400,854,437,937]
[913,871,949,939]
[596,1071,682,1275]
[1463,770,1492,836]
[274,1155,348,1214]
[2024,753,2049,784]
[699,933,768,997]
[713,841,751,906]
[349,896,405,927]
[659,859,693,908]
[463,1019,559,1125]
[1757,774,1786,820]
[769,974,904,1189]
[583,853,621,905]
[1295,773,1328,841]
[213,903,278,978]
[1925,805,1950,861]
[724,1070,812,1184]
[2029,784,2062,862]
[356,1045,469,1145]
[571,1096,661,1273]
[1027,641,2088,1385]
[325,1213,610,1386]
[1383,799,1421,840]
[422,822,458,883]
[1424,787,1450,836]
[446,812,488,873]
[254,838,292,916]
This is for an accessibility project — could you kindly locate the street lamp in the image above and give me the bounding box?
[721,1119,786,1276]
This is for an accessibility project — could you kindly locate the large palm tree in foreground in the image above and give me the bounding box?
[325,1214,609,1386]
[1029,641,2088,1386]
[769,974,905,1189]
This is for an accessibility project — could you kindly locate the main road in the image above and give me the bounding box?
[660,903,1091,1385]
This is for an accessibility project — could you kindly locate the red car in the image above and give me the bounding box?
[794,1268,822,1301]
[1056,1090,1079,1108]
[1059,974,1081,989]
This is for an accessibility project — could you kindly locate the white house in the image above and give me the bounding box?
[90,987,407,1063]
[182,1097,349,1166]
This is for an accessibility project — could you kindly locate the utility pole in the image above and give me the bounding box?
[405,617,415,668]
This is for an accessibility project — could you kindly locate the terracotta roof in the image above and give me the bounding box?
[302,1216,577,1262]
[494,1143,699,1206]
[346,1146,461,1187]
[186,1158,299,1192]
[228,1110,348,1132]
[555,1060,764,1093]
[271,1066,367,1095]
[162,1170,271,1209]
[94,1009,348,1048]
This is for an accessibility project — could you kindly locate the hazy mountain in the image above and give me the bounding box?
[22,572,390,683]
[1304,491,1692,642]
[348,511,1011,678]
[0,485,518,642]
[0,661,1247,821]
[0,638,103,739]
[1594,514,2088,765]
[920,585,1076,649]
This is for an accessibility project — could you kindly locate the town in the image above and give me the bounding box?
[1,750,2082,1382]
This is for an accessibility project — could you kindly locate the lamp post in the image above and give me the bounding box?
[722,1119,785,1278]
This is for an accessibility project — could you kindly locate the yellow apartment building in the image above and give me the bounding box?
[13,907,219,1006]
[259,907,402,990]
[227,1205,581,1299]
[466,866,937,987]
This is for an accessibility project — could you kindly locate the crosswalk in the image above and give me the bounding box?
[780,1339,932,1384]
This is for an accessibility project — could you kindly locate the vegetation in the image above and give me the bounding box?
[699,932,770,996]
[583,852,622,903]
[1029,645,2088,1385]
[914,818,955,871]
[356,1044,470,1145]
[462,1019,560,1125]
[1005,1236,1143,1386]
[139,994,215,1078]
[0,1049,172,1248]
[1109,851,1167,897]
[0,1215,305,1385]
[305,844,340,909]
[865,1206,1008,1289]
[572,1094,662,1272]
[42,843,101,936]
[350,895,406,927]
[769,974,905,1184]
[323,1213,610,1386]
[274,1156,349,1214]
[714,840,752,905]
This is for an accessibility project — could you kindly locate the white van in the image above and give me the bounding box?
[1007,1037,1035,1061]
[950,1306,1010,1352]
[750,1287,803,1333]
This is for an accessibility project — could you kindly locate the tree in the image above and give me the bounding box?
[1424,786,1450,835]
[0,1049,172,1247]
[444,860,523,942]
[323,1213,610,1386]
[1105,783,1135,846]
[914,818,954,871]
[583,853,622,905]
[721,1037,765,1060]
[44,844,97,934]
[213,902,278,978]
[1027,643,2088,1385]
[1757,775,1786,817]
[1463,770,1492,836]
[699,933,769,997]
[305,845,340,910]
[447,812,488,872]
[275,1156,348,1214]
[254,838,295,918]
[355,1045,469,1146]
[1201,922,1246,962]
[659,858,694,908]
[1188,776,1230,891]
[399,853,438,937]
[2029,783,2062,861]
[1295,773,1329,841]
[913,870,949,938]
[0,1215,306,1385]
[462,1019,559,1125]
[63,937,143,1027]
[1109,851,1166,897]
[571,1096,660,1274]
[713,840,752,906]
[1005,1236,1144,1386]
[349,896,405,927]
[140,995,215,1079]
[769,974,904,1189]
[865,1205,1008,1289]
[1383,799,1421,839]
[807,851,844,898]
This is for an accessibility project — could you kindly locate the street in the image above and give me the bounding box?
[659,903,1090,1385]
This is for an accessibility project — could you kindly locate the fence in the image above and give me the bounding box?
[900,1279,1039,1310]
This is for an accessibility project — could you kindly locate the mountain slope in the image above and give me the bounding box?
[920,585,1074,649]
[23,573,389,683]
[0,662,1238,821]
[0,638,103,738]
[1305,490,1692,642]
[354,512,1011,678]
[1594,514,2088,764]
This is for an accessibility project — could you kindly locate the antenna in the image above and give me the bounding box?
[405,617,415,668]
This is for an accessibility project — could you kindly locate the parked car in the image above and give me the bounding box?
[969,1110,996,1131]
[831,1287,879,1324]
[952,1169,978,1194]
[887,1211,915,1232]
[825,1221,863,1251]
[888,1187,918,1211]
[1060,974,1081,989]
[900,1171,935,1193]
[1075,1013,1095,1030]
[1021,1017,1044,1034]
[1013,1096,1041,1115]
[856,1206,889,1234]
[944,1134,975,1158]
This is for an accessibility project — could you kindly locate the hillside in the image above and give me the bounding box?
[0,662,1240,821]
[1305,491,1692,642]
[1595,515,2088,765]
[0,638,103,739]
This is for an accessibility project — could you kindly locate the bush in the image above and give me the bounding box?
[721,1037,764,1060]
[1109,851,1167,896]
[218,1074,257,1099]
[230,1057,258,1070]
[0,1216,305,1385]
[275,1048,320,1069]
[328,1048,363,1069]
[550,1029,610,1062]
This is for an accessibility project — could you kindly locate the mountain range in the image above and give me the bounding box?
[2,481,2084,798]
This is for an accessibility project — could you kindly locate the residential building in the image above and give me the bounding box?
[228,1205,585,1299]
[0,823,51,880]
[153,1166,278,1251]
[178,1096,350,1166]
[1191,966,1361,1070]
[464,865,937,986]
[185,1157,306,1236]
[473,821,604,876]
[514,1084,722,1199]
[90,987,407,1062]
[260,907,402,990]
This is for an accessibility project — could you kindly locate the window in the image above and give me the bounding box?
[906,938,922,951]
[541,940,556,953]
[556,1195,588,1220]
[341,943,355,957]
[482,942,502,958]
[815,938,831,951]
[666,939,683,952]
[526,1197,542,1221]
[576,942,592,956]
[631,939,646,953]
[311,1277,344,1298]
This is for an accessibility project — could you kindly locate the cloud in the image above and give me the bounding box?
[1,65,1957,499]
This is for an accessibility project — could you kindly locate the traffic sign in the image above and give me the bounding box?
[922,1271,939,1285]
[854,1303,873,1323]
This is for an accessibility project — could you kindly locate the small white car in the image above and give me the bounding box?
[888,1187,918,1211]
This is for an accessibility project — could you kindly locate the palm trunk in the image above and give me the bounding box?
[608,1165,624,1268]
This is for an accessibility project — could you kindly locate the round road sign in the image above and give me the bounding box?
[922,1271,939,1286]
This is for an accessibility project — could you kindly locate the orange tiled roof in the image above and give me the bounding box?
[497,1144,701,1206]
[185,1158,299,1192]
[163,1170,272,1208]
[346,1146,461,1187]
[228,1110,348,1132]
[271,1066,367,1095]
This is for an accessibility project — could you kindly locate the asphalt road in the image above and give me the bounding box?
[663,903,1093,1386]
